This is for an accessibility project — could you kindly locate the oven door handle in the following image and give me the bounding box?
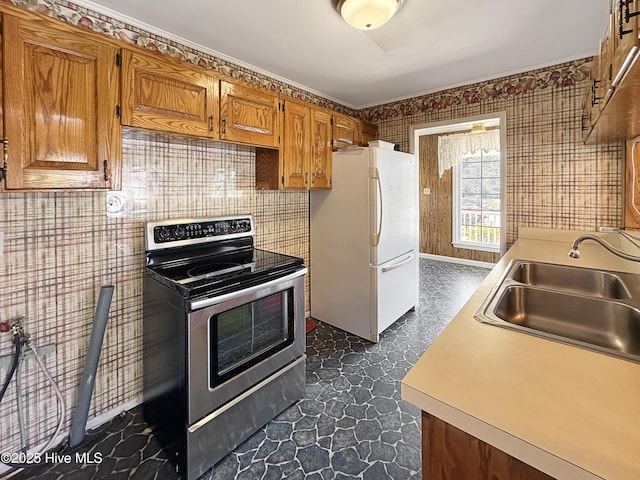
[189,267,307,311]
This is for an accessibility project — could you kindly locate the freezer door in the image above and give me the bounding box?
[369,148,418,265]
[370,251,419,341]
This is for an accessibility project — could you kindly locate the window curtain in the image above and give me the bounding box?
[437,130,500,177]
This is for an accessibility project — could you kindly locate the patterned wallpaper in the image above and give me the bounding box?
[0,130,310,456]
[8,0,357,117]
[0,0,626,462]
[361,59,624,247]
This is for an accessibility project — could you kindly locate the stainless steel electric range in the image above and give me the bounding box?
[142,215,307,480]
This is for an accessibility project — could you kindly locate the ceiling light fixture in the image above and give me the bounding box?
[336,0,403,30]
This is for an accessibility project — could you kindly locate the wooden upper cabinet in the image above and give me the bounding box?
[281,99,309,189]
[583,1,640,143]
[282,101,332,189]
[359,120,378,146]
[332,113,358,150]
[612,0,640,85]
[309,108,332,189]
[1,13,121,190]
[256,99,332,190]
[120,48,219,138]
[219,80,279,148]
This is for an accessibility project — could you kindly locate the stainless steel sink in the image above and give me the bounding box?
[475,259,640,363]
[509,261,631,299]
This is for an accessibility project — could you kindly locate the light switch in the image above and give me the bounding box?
[423,188,431,195]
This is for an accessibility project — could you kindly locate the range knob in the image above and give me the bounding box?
[173,226,186,239]
[156,227,172,242]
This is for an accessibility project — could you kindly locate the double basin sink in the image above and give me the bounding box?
[475,259,640,363]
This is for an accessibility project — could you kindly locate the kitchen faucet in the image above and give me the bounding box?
[568,231,640,262]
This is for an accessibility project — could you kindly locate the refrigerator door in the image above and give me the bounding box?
[370,251,419,341]
[369,148,418,265]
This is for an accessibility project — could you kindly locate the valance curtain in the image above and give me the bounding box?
[437,130,500,177]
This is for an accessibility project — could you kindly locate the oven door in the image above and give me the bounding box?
[187,268,306,424]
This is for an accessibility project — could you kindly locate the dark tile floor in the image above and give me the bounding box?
[9,258,490,480]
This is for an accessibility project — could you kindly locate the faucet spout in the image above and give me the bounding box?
[569,233,640,262]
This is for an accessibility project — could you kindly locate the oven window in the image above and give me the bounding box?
[210,287,294,386]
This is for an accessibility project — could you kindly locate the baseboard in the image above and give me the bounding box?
[419,253,495,269]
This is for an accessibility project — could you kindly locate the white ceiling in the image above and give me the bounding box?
[77,0,608,109]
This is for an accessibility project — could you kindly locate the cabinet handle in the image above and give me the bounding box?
[312,171,317,183]
[0,139,7,181]
[591,79,602,106]
[221,118,227,135]
[625,0,639,22]
[103,159,111,182]
[208,115,214,132]
[619,0,633,37]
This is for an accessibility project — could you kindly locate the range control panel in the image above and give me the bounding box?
[146,216,254,249]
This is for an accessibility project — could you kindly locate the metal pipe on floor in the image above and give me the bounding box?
[68,285,114,448]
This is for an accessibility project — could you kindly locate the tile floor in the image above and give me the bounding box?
[10,258,490,480]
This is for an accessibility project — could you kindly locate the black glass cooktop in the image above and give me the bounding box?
[145,247,304,298]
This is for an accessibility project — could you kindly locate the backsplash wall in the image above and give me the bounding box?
[0,131,310,455]
[361,60,624,247]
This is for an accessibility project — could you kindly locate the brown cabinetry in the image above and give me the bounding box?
[1,12,121,190]
[219,80,280,148]
[612,0,640,85]
[625,140,640,229]
[358,120,379,146]
[309,109,332,189]
[422,412,554,480]
[120,48,219,138]
[584,0,640,143]
[256,99,332,190]
[332,113,358,150]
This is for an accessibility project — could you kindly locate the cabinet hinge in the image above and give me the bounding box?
[0,139,8,182]
[281,176,285,186]
[103,159,111,182]
[282,101,285,112]
[330,117,334,125]
[115,105,121,118]
[115,52,121,67]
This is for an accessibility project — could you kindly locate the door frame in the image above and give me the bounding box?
[409,112,507,256]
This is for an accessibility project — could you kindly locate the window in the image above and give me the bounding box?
[452,148,501,252]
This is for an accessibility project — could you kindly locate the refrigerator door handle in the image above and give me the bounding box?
[370,167,383,246]
[381,253,414,272]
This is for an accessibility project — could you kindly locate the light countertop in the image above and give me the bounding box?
[402,228,640,480]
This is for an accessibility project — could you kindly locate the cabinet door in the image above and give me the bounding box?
[220,80,279,148]
[359,120,378,146]
[281,99,309,189]
[332,114,358,150]
[120,48,218,138]
[2,14,121,190]
[612,0,639,85]
[309,109,332,189]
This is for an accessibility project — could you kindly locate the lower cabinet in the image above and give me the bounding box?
[626,140,640,230]
[422,413,555,480]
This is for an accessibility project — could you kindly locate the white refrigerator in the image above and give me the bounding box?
[310,146,419,342]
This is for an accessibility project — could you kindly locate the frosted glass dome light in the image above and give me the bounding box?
[337,0,403,30]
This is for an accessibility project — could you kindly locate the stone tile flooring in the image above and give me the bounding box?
[11,258,490,480]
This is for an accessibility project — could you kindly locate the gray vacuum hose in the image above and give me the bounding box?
[68,285,114,448]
